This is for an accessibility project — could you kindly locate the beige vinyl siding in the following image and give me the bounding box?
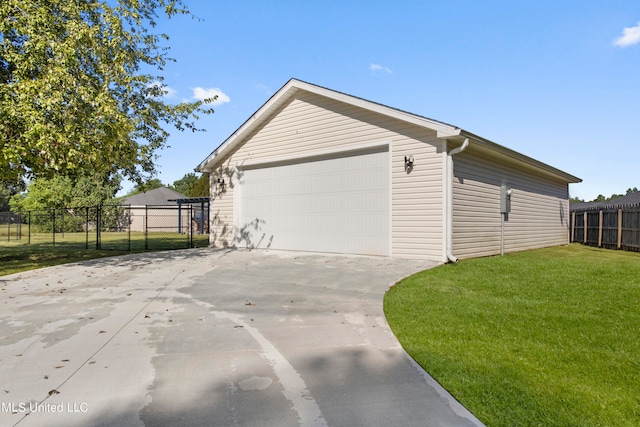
[209,164,235,248]
[452,149,569,259]
[391,137,443,260]
[208,91,444,260]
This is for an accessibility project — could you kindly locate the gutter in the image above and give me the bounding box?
[445,138,469,263]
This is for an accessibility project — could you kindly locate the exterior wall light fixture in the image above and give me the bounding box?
[404,155,414,172]
[217,177,226,194]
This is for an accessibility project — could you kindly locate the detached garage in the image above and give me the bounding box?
[196,79,581,263]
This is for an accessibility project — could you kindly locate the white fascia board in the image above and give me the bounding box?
[196,80,302,173]
[196,79,581,184]
[436,128,462,139]
[292,80,460,137]
[196,79,462,173]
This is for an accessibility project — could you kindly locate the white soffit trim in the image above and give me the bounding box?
[293,80,459,136]
[196,80,301,173]
[196,78,581,184]
[458,131,582,183]
[196,78,459,173]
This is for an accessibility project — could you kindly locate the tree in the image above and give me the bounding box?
[0,186,11,211]
[589,187,638,203]
[1,181,25,211]
[170,172,208,197]
[0,0,214,187]
[9,175,120,211]
[189,173,209,197]
[124,178,164,197]
[171,173,199,196]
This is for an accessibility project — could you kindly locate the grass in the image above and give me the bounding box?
[0,231,209,276]
[384,244,640,426]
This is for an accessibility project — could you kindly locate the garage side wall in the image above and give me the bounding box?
[452,149,570,259]
[208,91,445,260]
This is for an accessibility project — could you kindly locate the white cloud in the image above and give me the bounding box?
[613,21,640,47]
[256,83,273,95]
[192,87,231,105]
[163,86,177,98]
[370,63,392,74]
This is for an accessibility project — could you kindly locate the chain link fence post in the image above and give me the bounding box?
[144,205,148,250]
[96,205,101,250]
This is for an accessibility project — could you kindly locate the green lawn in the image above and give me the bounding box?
[384,244,640,426]
[0,231,209,276]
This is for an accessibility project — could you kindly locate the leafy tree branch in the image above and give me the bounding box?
[0,0,214,186]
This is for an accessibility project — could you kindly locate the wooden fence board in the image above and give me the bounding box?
[570,208,640,253]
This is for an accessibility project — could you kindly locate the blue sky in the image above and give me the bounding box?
[128,1,640,201]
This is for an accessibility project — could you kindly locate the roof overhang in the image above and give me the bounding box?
[443,130,582,183]
[196,79,461,174]
[196,78,581,184]
[167,197,211,204]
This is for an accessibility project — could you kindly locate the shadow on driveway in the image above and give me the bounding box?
[1,249,483,427]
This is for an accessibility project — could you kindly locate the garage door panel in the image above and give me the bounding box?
[237,148,390,255]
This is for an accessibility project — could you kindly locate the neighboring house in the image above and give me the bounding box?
[571,192,640,212]
[196,79,581,262]
[122,187,190,233]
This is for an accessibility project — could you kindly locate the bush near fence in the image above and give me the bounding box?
[0,211,23,240]
[0,205,209,251]
[570,208,640,252]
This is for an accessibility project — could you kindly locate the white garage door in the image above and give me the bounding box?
[237,147,390,255]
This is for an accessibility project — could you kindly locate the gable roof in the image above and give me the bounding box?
[611,191,640,206]
[122,187,187,206]
[196,78,581,183]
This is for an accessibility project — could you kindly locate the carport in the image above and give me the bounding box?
[168,197,210,234]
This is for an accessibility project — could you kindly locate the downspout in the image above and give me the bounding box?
[446,138,469,263]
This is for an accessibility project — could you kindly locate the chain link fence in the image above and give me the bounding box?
[0,205,209,251]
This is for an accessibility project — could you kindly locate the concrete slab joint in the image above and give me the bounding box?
[0,249,484,427]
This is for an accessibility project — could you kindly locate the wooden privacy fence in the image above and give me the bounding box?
[570,208,640,252]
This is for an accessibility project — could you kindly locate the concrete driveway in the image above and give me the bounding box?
[1,249,483,427]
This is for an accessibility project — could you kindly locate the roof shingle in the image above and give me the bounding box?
[570,192,640,211]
